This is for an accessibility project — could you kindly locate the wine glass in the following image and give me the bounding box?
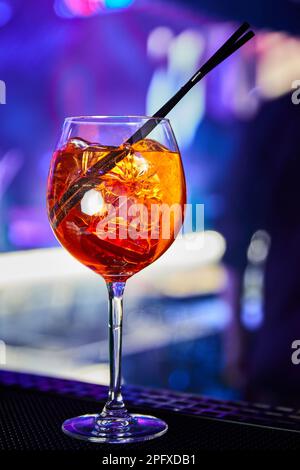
[47,116,186,443]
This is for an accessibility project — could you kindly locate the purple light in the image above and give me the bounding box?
[8,208,52,248]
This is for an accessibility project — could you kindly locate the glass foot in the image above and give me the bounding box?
[62,413,168,444]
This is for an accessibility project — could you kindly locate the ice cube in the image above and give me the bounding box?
[98,145,162,203]
[68,137,90,149]
[132,138,169,153]
[110,148,150,181]
[81,189,106,216]
[132,153,149,176]
[83,145,120,174]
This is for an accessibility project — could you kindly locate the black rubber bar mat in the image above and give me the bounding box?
[0,370,300,453]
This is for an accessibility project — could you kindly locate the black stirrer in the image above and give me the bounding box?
[51,22,255,228]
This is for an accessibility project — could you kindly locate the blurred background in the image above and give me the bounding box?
[1,0,300,405]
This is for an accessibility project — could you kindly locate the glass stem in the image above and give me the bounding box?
[102,281,127,417]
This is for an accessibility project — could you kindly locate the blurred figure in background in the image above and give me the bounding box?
[220,91,300,406]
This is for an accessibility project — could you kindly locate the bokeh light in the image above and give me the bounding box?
[104,0,134,9]
[168,30,205,74]
[54,0,104,18]
[146,28,206,149]
[147,26,174,60]
[54,0,134,18]
[257,32,300,99]
[0,0,12,27]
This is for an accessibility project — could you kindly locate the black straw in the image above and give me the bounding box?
[51,22,255,227]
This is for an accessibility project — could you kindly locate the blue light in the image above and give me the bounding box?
[104,0,134,9]
[53,0,74,18]
[241,299,264,331]
[0,1,12,27]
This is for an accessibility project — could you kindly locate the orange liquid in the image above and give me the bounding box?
[47,138,186,281]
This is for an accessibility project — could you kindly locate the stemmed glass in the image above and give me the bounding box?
[47,116,186,443]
